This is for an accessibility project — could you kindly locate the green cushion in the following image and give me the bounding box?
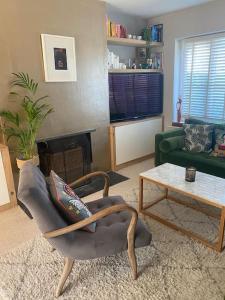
[160,150,225,178]
[155,128,184,166]
[159,135,184,153]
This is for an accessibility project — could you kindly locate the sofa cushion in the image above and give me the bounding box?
[183,124,214,153]
[159,135,184,153]
[49,170,96,233]
[185,117,225,127]
[185,117,209,125]
[214,129,225,149]
[160,150,225,179]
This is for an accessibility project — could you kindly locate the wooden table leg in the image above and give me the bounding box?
[217,207,225,252]
[138,177,144,213]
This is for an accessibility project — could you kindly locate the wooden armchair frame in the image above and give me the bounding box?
[68,171,110,197]
[43,171,138,298]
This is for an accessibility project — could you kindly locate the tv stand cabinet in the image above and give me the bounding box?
[109,116,164,170]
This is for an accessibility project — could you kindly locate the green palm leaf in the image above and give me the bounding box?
[0,72,53,160]
[11,72,38,95]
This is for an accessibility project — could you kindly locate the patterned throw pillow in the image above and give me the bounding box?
[215,129,225,149]
[183,124,213,153]
[49,170,96,233]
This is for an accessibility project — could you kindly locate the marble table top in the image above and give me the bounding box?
[140,163,225,208]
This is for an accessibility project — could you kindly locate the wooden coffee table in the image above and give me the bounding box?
[139,163,225,252]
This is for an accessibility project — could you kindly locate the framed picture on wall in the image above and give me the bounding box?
[41,34,77,82]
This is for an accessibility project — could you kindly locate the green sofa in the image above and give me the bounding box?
[155,118,225,179]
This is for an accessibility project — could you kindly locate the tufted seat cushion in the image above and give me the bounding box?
[50,196,152,260]
[18,163,151,260]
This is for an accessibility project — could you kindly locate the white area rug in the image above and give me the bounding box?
[0,183,225,300]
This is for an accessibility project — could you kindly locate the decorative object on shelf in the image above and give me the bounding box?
[185,166,196,182]
[142,27,151,41]
[150,52,163,69]
[142,24,163,42]
[147,58,153,69]
[107,49,127,70]
[176,96,182,123]
[150,24,163,42]
[41,34,77,82]
[0,72,53,169]
[137,47,147,63]
[106,15,127,38]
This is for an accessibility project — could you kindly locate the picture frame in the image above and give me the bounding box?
[41,34,77,82]
[137,47,147,60]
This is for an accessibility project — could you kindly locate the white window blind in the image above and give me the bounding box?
[179,33,225,120]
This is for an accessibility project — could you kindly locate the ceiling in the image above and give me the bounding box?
[104,0,216,18]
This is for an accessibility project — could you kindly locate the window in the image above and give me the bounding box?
[179,33,225,121]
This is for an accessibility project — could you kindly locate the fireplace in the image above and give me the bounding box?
[36,129,95,183]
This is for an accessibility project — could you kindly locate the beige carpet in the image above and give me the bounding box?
[0,183,225,300]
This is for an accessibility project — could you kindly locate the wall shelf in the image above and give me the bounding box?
[107,37,147,47]
[107,37,163,47]
[149,42,164,47]
[108,69,162,73]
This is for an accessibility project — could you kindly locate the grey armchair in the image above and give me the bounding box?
[18,163,151,297]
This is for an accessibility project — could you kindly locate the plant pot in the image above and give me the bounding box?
[16,155,39,170]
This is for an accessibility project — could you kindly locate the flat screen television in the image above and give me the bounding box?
[109,72,163,122]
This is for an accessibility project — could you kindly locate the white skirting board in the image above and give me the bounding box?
[109,116,163,170]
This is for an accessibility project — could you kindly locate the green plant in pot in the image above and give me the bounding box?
[0,72,53,169]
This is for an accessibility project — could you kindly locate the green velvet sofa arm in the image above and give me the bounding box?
[159,135,184,153]
[155,128,184,166]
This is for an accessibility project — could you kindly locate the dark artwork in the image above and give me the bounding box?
[54,48,68,70]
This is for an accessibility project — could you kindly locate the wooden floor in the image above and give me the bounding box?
[0,159,154,256]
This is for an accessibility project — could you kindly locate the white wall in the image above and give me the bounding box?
[149,0,225,129]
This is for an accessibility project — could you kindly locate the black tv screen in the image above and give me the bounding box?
[109,72,163,122]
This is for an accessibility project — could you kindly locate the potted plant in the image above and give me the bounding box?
[0,72,53,169]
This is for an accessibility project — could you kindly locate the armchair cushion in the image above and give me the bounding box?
[49,170,96,233]
[18,164,151,261]
[50,196,151,260]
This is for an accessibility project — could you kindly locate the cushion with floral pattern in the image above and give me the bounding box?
[214,129,225,149]
[49,170,96,233]
[183,124,214,153]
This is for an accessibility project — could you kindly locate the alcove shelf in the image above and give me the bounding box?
[107,37,163,48]
[108,69,162,73]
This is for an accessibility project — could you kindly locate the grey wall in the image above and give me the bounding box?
[149,0,225,129]
[0,0,110,170]
[107,4,147,63]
